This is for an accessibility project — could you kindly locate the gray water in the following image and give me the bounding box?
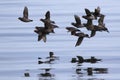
[0,0,120,80]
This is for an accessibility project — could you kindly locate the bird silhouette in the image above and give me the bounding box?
[90,15,109,37]
[40,11,55,24]
[92,6,101,19]
[83,19,94,31]
[71,15,84,28]
[18,6,33,22]
[66,27,80,35]
[82,8,95,20]
[34,26,49,42]
[74,32,90,47]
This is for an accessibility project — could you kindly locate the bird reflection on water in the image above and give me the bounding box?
[38,68,55,80]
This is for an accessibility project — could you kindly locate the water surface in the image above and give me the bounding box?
[0,0,120,80]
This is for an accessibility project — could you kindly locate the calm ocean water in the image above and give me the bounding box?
[0,0,120,80]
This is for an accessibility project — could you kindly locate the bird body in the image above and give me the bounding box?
[82,8,95,20]
[71,15,84,28]
[40,11,55,24]
[18,6,33,22]
[91,6,102,19]
[83,19,94,31]
[66,27,80,35]
[74,32,89,47]
[34,26,49,42]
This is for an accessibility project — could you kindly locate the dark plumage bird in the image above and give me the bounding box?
[82,8,95,20]
[44,22,59,33]
[74,32,90,47]
[18,6,33,22]
[90,15,109,37]
[71,15,84,28]
[40,11,59,34]
[40,11,55,24]
[90,25,109,37]
[66,27,80,35]
[34,11,59,42]
[98,14,105,25]
[98,14,109,32]
[34,26,48,42]
[83,19,94,31]
[92,6,102,19]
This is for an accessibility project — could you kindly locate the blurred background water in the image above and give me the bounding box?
[0,0,120,80]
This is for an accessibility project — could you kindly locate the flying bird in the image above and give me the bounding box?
[92,6,102,19]
[40,11,55,24]
[34,26,48,42]
[66,27,80,35]
[83,19,94,31]
[82,8,95,20]
[18,6,33,22]
[71,15,84,28]
[74,32,90,47]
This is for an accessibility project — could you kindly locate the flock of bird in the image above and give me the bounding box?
[18,6,109,80]
[66,6,109,47]
[24,51,108,79]
[18,6,109,47]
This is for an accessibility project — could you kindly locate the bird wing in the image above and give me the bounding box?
[45,11,50,19]
[75,37,84,47]
[96,6,100,13]
[85,8,91,16]
[90,30,96,37]
[38,35,42,41]
[74,15,81,24]
[23,6,28,19]
[98,15,104,25]
[42,35,47,42]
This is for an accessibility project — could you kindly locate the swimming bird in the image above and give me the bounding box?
[18,6,33,22]
[40,11,55,24]
[71,15,84,28]
[82,8,95,20]
[66,27,80,35]
[74,32,90,47]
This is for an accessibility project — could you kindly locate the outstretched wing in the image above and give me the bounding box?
[45,11,50,19]
[42,35,47,42]
[95,6,100,13]
[74,15,81,24]
[38,35,42,41]
[75,37,84,47]
[23,6,28,19]
[85,8,91,16]
[90,30,96,37]
[98,15,105,25]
